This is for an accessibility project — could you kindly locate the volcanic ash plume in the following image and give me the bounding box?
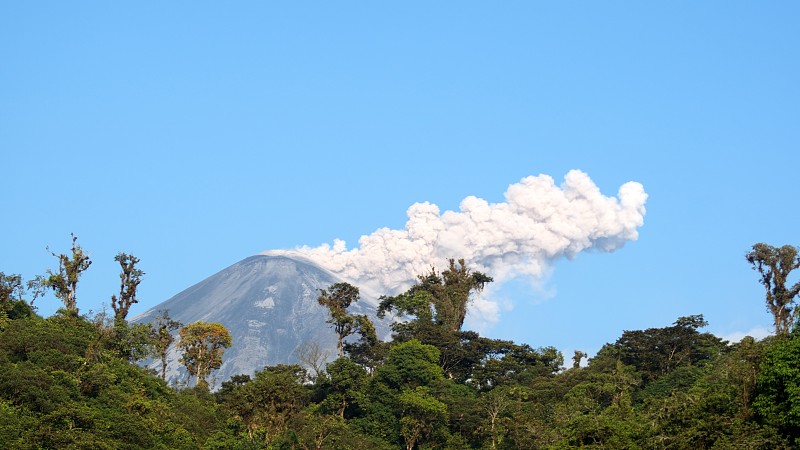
[267,170,647,305]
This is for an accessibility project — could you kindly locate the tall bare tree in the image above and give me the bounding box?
[746,243,800,336]
[151,309,182,381]
[38,233,92,315]
[295,340,329,380]
[111,252,143,323]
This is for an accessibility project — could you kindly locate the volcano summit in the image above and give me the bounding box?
[134,254,391,386]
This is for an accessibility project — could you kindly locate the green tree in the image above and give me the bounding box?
[378,289,435,328]
[424,258,492,332]
[37,233,92,316]
[376,339,444,390]
[746,243,800,336]
[0,312,226,448]
[754,334,800,444]
[321,357,369,418]
[342,313,385,374]
[399,386,447,450]
[379,259,492,333]
[470,341,563,391]
[178,321,232,388]
[282,406,395,450]
[150,309,182,381]
[222,365,310,445]
[479,386,513,450]
[555,361,641,449]
[573,350,588,369]
[318,282,374,358]
[0,273,34,329]
[637,336,788,449]
[596,314,725,384]
[0,273,23,307]
[112,321,152,362]
[357,340,447,446]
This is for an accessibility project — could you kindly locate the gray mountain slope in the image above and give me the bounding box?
[133,254,392,386]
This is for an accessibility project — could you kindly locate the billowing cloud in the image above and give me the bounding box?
[266,170,647,318]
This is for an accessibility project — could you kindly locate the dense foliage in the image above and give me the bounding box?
[0,312,228,449]
[2,240,800,448]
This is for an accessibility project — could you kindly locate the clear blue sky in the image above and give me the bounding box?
[2,2,798,357]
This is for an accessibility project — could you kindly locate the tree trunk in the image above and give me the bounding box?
[161,353,168,381]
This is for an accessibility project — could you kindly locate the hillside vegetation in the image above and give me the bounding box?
[1,239,799,449]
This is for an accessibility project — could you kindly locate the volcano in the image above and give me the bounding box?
[134,254,392,387]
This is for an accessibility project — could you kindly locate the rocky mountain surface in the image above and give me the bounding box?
[133,254,393,387]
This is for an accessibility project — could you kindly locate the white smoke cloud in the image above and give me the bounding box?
[266,170,647,318]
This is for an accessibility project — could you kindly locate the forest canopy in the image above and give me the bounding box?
[1,238,799,449]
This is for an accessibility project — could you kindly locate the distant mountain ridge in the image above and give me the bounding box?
[133,254,393,386]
